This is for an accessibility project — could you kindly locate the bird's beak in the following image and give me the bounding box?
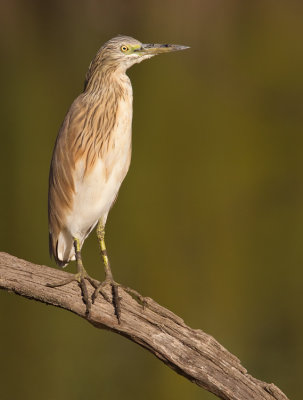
[137,43,190,56]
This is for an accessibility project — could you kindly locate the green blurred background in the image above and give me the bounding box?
[0,0,302,399]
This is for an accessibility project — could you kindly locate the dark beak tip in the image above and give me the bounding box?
[142,43,190,51]
[177,45,190,50]
[163,44,190,51]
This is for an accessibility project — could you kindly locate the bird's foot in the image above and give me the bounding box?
[92,280,147,324]
[92,278,121,323]
[118,285,148,309]
[46,271,97,317]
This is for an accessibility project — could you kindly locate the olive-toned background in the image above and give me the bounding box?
[0,1,302,399]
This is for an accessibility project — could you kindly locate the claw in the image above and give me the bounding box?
[46,277,75,288]
[111,283,121,323]
[92,279,121,323]
[120,285,147,309]
[46,269,93,317]
[91,280,111,303]
[79,277,91,315]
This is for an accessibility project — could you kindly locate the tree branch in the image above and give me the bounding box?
[0,252,288,400]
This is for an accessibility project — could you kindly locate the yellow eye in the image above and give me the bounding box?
[120,45,129,53]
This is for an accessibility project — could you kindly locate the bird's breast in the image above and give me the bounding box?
[66,89,133,238]
[103,93,133,181]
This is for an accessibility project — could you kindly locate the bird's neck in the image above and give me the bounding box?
[84,66,131,100]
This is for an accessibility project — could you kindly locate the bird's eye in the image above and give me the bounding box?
[120,45,129,53]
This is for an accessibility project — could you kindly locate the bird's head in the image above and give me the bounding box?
[97,35,189,71]
[84,36,189,91]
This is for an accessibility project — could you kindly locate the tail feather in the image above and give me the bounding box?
[49,231,74,267]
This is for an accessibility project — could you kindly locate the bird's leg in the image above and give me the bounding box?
[96,221,114,281]
[72,238,93,315]
[92,220,122,323]
[46,238,97,316]
[92,221,148,322]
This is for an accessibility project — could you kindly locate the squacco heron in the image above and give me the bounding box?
[48,35,189,321]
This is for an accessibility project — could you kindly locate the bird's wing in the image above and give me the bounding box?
[48,87,120,263]
[48,95,90,262]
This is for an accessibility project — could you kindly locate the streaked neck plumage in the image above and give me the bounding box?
[75,60,133,174]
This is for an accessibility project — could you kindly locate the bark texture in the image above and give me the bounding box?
[0,252,289,400]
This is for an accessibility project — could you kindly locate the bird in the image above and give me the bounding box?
[47,35,189,322]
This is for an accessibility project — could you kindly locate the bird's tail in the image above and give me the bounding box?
[49,231,76,267]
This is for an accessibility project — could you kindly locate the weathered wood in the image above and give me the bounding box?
[0,252,288,400]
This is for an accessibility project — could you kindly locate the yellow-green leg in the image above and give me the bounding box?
[47,237,96,316]
[92,220,148,323]
[96,221,114,281]
[92,220,121,323]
